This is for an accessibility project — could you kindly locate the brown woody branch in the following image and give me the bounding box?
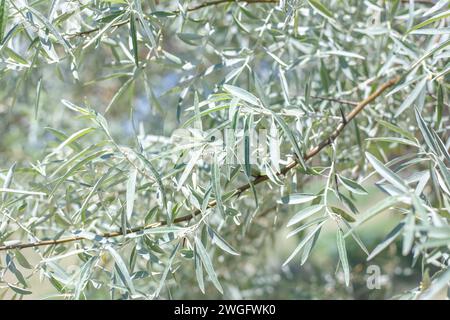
[186,0,436,12]
[0,76,400,252]
[66,0,434,39]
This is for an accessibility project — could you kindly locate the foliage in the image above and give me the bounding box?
[0,0,449,299]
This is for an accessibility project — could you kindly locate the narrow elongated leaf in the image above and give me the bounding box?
[0,188,45,197]
[126,167,137,220]
[337,229,350,286]
[406,39,450,75]
[367,137,418,148]
[269,119,280,173]
[0,0,6,43]
[35,78,42,120]
[195,237,223,293]
[7,283,31,296]
[278,193,317,205]
[341,219,369,255]
[212,154,225,217]
[223,84,260,106]
[47,128,95,158]
[177,147,203,191]
[79,168,113,221]
[366,152,408,192]
[50,150,107,193]
[14,250,32,269]
[331,207,356,223]
[74,257,96,300]
[105,76,134,114]
[1,162,16,202]
[301,228,321,265]
[287,216,328,238]
[134,0,156,48]
[270,111,306,169]
[402,213,415,256]
[208,227,240,256]
[351,196,399,229]
[135,152,167,215]
[155,243,180,297]
[307,0,334,20]
[82,14,124,50]
[27,6,72,53]
[129,11,138,66]
[423,0,449,17]
[107,246,136,295]
[395,76,427,117]
[406,10,450,34]
[283,221,326,266]
[377,119,416,140]
[420,268,450,300]
[194,248,205,294]
[338,176,368,195]
[287,204,324,227]
[415,108,439,154]
[367,222,405,261]
[6,254,27,287]
[436,83,443,128]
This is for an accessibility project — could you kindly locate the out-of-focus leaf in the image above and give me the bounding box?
[212,153,225,217]
[420,268,450,299]
[307,0,334,20]
[337,229,350,286]
[367,222,405,261]
[7,284,31,296]
[0,0,6,43]
[47,128,95,158]
[278,193,317,205]
[1,162,16,202]
[402,213,415,256]
[406,10,450,34]
[35,78,42,120]
[0,188,45,197]
[377,119,416,141]
[352,196,400,229]
[129,11,138,66]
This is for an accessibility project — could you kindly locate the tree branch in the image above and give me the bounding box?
[310,95,358,106]
[66,0,435,39]
[0,76,400,252]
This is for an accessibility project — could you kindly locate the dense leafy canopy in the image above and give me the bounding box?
[0,0,449,299]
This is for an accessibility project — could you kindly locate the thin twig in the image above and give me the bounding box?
[65,0,434,39]
[66,1,277,39]
[185,0,277,12]
[310,95,358,107]
[0,76,400,252]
